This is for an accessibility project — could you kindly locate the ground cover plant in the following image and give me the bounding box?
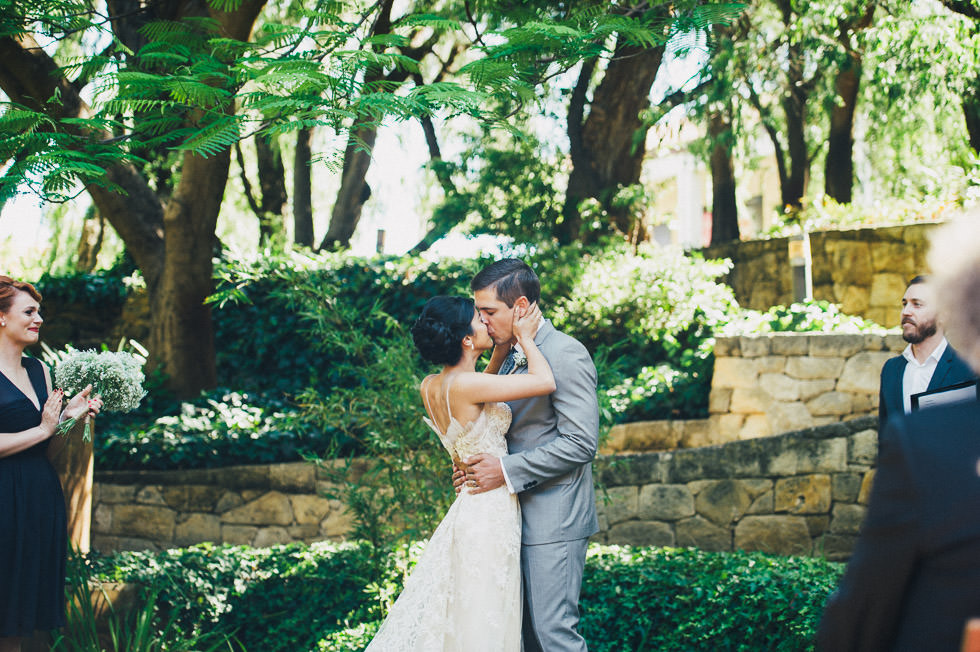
[77,542,844,651]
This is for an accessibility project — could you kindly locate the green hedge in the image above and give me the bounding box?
[81,542,843,652]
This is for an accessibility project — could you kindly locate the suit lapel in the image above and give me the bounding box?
[928,348,955,391]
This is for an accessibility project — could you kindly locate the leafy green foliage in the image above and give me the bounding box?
[80,542,842,651]
[722,300,884,335]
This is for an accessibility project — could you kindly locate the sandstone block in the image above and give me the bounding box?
[713,337,740,357]
[809,334,865,358]
[813,417,838,427]
[215,465,270,490]
[829,504,867,534]
[757,356,788,373]
[110,504,176,540]
[870,241,910,274]
[695,479,752,526]
[774,474,831,514]
[220,491,294,526]
[320,507,355,538]
[738,336,771,358]
[175,513,221,545]
[93,503,112,533]
[97,484,136,504]
[869,273,906,308]
[820,534,858,561]
[850,392,874,414]
[831,473,863,502]
[806,392,852,417]
[730,387,773,414]
[867,307,894,329]
[287,524,321,541]
[714,414,745,439]
[603,421,677,453]
[739,414,772,439]
[712,358,761,389]
[839,286,870,316]
[858,470,876,504]
[222,525,258,545]
[828,240,872,284]
[837,351,894,393]
[708,388,732,414]
[675,516,731,552]
[135,486,167,506]
[746,491,774,515]
[638,485,694,521]
[162,485,224,512]
[676,419,714,449]
[600,486,640,525]
[270,463,316,492]
[606,520,674,547]
[767,402,815,434]
[771,334,810,356]
[253,526,293,547]
[805,515,830,537]
[734,515,812,556]
[759,373,800,401]
[785,356,845,380]
[799,379,836,401]
[215,491,244,513]
[883,333,905,352]
[848,429,878,465]
[92,535,160,554]
[290,495,333,525]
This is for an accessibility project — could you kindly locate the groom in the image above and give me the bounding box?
[462,258,599,651]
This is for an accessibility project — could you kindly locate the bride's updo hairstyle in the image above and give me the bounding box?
[412,296,475,366]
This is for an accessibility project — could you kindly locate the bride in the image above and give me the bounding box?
[366,295,554,651]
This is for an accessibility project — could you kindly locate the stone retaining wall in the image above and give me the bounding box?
[93,418,877,559]
[603,332,904,452]
[93,461,355,552]
[700,222,940,327]
[593,416,877,560]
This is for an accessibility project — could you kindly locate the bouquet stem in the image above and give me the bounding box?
[56,416,92,442]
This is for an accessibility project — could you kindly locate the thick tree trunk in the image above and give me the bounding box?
[153,151,228,395]
[825,56,862,203]
[708,110,739,244]
[319,126,377,251]
[293,127,315,247]
[563,34,665,242]
[781,85,810,208]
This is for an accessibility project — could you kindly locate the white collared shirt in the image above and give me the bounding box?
[901,337,948,413]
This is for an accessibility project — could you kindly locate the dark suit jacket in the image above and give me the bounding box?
[878,343,976,431]
[817,401,980,652]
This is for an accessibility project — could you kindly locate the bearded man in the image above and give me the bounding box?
[877,275,976,433]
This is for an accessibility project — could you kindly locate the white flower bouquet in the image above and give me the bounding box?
[53,348,147,441]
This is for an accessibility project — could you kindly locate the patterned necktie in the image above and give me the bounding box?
[499,348,516,375]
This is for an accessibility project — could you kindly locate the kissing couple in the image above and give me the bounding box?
[366,258,600,651]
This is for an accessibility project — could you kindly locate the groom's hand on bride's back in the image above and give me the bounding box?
[452,462,467,494]
[462,453,505,494]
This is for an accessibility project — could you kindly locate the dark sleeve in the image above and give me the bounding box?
[816,420,920,652]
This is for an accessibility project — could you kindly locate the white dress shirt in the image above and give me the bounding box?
[902,337,948,414]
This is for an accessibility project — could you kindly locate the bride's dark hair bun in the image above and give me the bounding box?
[412,296,475,366]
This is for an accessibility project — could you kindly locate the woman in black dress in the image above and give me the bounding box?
[0,276,102,652]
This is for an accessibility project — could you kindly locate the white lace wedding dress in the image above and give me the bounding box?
[366,394,522,651]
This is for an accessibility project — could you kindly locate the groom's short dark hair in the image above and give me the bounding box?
[471,258,540,308]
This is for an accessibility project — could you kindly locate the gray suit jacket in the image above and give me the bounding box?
[500,320,599,545]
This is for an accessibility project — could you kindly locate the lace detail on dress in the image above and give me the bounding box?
[367,401,521,651]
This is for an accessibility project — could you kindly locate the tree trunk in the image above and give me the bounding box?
[255,135,287,243]
[825,55,862,203]
[964,80,980,153]
[562,33,666,242]
[319,126,377,251]
[708,109,739,244]
[293,127,315,247]
[0,0,265,398]
[153,151,227,395]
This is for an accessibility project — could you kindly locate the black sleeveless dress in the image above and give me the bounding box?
[0,357,66,636]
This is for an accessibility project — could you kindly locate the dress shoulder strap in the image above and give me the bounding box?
[443,374,457,423]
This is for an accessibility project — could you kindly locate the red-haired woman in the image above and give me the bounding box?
[0,276,102,652]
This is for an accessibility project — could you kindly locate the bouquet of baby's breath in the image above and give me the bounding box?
[53,348,147,441]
